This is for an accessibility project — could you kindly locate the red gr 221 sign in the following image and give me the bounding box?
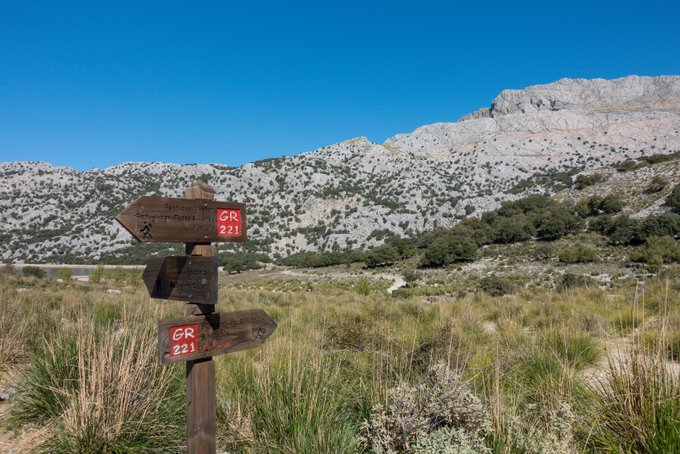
[169,324,198,357]
[217,208,241,237]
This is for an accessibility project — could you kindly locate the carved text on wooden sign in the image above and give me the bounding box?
[116,196,247,243]
[158,309,277,365]
[143,256,218,304]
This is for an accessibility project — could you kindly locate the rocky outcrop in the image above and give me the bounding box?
[489,76,680,116]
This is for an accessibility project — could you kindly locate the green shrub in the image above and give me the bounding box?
[667,185,680,211]
[22,266,46,278]
[638,214,680,240]
[492,216,535,244]
[556,273,595,291]
[388,236,417,259]
[2,261,15,275]
[220,252,268,273]
[646,175,669,193]
[480,275,515,296]
[577,195,623,217]
[355,277,371,295]
[535,207,582,241]
[532,243,556,261]
[403,269,420,284]
[605,216,641,245]
[558,245,598,264]
[420,234,476,267]
[364,245,400,268]
[451,218,495,246]
[279,249,363,268]
[574,174,604,190]
[90,265,104,283]
[615,159,638,172]
[629,236,680,271]
[599,194,623,214]
[56,268,73,281]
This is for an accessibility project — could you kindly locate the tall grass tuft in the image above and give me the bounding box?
[9,311,184,453]
[218,344,357,453]
[591,280,680,453]
[591,346,680,452]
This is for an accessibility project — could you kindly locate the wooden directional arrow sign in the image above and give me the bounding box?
[116,195,247,243]
[158,309,277,365]
[143,256,218,304]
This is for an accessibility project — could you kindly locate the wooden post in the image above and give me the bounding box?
[185,182,216,454]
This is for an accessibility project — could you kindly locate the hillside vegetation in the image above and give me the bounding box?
[1,75,680,263]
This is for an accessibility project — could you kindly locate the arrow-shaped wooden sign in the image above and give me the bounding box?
[143,256,218,304]
[116,195,247,243]
[158,309,277,365]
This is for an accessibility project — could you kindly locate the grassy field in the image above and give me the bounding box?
[0,266,679,453]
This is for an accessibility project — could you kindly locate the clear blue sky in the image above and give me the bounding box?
[1,1,679,170]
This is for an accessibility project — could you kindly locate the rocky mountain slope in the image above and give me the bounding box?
[1,75,679,263]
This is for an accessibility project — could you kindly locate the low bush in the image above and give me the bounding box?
[646,175,669,193]
[556,273,596,291]
[532,243,556,261]
[420,234,476,268]
[279,249,364,268]
[56,268,73,281]
[220,252,269,273]
[480,276,515,297]
[667,185,680,211]
[558,245,599,264]
[22,266,46,278]
[364,245,400,268]
[629,236,680,271]
[357,363,490,453]
[577,195,623,217]
[2,261,15,275]
[574,174,604,190]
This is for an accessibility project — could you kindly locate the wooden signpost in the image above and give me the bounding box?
[116,182,275,454]
[143,256,218,304]
[116,195,247,243]
[158,309,277,364]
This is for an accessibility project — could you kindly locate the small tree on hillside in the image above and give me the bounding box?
[421,235,476,267]
[364,245,400,268]
[493,216,535,244]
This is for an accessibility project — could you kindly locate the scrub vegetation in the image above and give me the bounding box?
[1,264,679,453]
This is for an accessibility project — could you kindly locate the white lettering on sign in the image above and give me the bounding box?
[217,209,241,237]
[218,210,239,222]
[172,326,196,341]
[169,324,199,357]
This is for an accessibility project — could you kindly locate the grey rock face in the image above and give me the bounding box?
[1,76,679,262]
[490,75,680,116]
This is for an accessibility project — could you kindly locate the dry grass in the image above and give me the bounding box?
[0,269,679,452]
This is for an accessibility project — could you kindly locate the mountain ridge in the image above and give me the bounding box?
[2,75,679,263]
